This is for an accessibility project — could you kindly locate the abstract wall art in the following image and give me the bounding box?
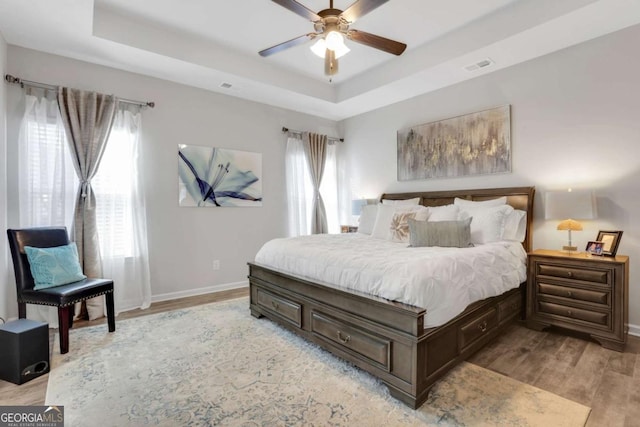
[397,105,511,181]
[178,144,262,207]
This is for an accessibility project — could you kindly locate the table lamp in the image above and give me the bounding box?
[352,199,368,216]
[545,189,597,252]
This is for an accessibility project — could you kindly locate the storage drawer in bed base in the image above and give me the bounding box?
[248,262,524,410]
[311,311,391,371]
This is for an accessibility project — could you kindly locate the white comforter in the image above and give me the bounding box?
[254,234,527,328]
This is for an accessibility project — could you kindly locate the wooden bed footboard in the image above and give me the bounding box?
[248,263,524,409]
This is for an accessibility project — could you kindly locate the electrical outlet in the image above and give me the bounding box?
[213,260,220,270]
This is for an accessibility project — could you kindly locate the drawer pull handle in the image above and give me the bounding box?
[271,301,279,310]
[567,271,573,277]
[567,291,573,297]
[478,320,488,333]
[567,310,573,317]
[337,331,351,344]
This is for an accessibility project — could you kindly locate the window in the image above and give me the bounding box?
[19,92,151,315]
[19,95,77,228]
[93,115,137,258]
[285,136,339,236]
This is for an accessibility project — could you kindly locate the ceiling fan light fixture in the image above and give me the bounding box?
[325,31,344,50]
[332,40,350,58]
[310,34,350,59]
[262,0,407,77]
[310,38,327,58]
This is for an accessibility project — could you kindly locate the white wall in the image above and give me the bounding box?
[339,24,640,332]
[0,31,8,322]
[3,46,337,318]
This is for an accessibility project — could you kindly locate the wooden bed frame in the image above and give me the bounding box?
[248,186,535,409]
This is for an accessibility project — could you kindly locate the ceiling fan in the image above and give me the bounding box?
[259,0,407,76]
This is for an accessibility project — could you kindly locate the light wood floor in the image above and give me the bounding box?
[1,288,638,427]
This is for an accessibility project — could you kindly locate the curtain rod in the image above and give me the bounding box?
[282,127,344,143]
[5,74,155,108]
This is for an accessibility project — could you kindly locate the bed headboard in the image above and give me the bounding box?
[380,186,535,252]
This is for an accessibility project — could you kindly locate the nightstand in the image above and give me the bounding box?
[340,225,358,233]
[526,249,629,351]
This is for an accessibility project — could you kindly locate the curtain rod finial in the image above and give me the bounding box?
[5,74,21,84]
[281,127,289,133]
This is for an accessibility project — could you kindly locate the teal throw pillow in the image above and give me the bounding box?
[24,243,87,290]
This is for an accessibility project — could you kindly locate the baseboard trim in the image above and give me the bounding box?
[150,281,249,304]
[628,323,640,337]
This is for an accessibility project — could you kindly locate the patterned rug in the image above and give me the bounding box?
[46,297,590,426]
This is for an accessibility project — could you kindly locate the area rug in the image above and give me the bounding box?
[46,297,590,426]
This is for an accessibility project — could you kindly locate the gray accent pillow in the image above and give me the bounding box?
[408,217,472,248]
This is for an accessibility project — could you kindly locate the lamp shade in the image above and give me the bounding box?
[352,199,367,216]
[556,219,583,231]
[544,190,597,221]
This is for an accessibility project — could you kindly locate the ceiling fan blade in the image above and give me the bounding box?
[347,29,406,55]
[259,34,315,57]
[271,0,322,21]
[340,0,389,23]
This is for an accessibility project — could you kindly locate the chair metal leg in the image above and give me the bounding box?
[18,302,27,318]
[105,291,116,333]
[58,306,72,354]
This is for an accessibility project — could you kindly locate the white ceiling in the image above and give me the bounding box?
[1,0,639,120]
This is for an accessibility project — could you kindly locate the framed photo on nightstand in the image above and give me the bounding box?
[596,230,623,257]
[340,225,358,233]
[585,241,604,255]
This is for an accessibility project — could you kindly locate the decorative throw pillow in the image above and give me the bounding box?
[357,204,378,235]
[24,243,87,290]
[389,211,418,242]
[371,205,428,240]
[408,217,472,248]
[381,197,421,206]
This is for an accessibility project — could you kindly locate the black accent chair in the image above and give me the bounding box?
[7,227,115,354]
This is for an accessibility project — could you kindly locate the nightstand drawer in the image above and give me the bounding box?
[538,301,609,326]
[537,264,609,284]
[538,282,609,305]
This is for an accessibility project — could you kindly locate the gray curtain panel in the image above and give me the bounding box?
[57,87,118,278]
[303,132,328,234]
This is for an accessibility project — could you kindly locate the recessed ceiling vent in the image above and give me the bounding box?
[219,82,233,89]
[464,58,494,72]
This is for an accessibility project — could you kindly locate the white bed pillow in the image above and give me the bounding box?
[502,209,527,242]
[357,204,378,235]
[454,196,507,208]
[426,204,459,222]
[371,205,428,241]
[382,197,421,206]
[458,204,514,244]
